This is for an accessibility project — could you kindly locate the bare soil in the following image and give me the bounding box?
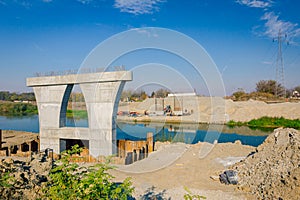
[1,129,299,199]
[112,141,256,199]
[118,98,300,123]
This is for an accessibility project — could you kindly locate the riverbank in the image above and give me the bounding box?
[111,128,300,200]
[118,97,300,127]
[117,114,300,131]
[1,128,298,199]
[2,97,300,129]
[227,116,300,129]
[0,130,256,199]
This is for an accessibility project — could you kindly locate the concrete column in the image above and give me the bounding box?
[33,85,72,129]
[81,81,125,157]
[33,85,72,152]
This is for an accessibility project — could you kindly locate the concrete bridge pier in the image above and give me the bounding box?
[27,71,132,157]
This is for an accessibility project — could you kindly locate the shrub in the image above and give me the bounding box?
[232,91,248,101]
[227,117,300,130]
[183,187,206,200]
[247,116,300,129]
[45,145,134,200]
[227,120,244,127]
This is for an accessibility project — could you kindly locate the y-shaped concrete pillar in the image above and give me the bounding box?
[27,71,132,157]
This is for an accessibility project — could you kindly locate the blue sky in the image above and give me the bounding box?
[0,0,300,95]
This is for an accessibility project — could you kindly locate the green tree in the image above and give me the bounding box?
[155,88,170,98]
[0,102,37,116]
[19,92,35,101]
[128,90,148,101]
[256,80,285,96]
[0,91,9,101]
[9,93,19,101]
[0,91,35,102]
[150,91,155,98]
[140,91,148,100]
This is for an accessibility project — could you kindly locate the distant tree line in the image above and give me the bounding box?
[0,102,37,116]
[121,88,170,102]
[0,91,35,101]
[0,89,171,104]
[64,88,171,103]
[121,90,148,102]
[150,88,170,98]
[231,80,300,101]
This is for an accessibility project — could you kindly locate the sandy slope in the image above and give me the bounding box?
[118,98,300,123]
[112,142,255,199]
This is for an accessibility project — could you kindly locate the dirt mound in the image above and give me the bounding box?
[0,153,52,200]
[232,128,300,199]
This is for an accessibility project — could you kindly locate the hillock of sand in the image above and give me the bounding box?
[232,128,300,200]
[118,97,300,123]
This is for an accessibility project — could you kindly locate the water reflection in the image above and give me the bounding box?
[0,115,39,133]
[0,115,271,147]
[117,122,271,147]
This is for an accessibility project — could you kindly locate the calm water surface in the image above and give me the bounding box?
[0,115,271,147]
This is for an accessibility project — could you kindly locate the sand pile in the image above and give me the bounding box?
[118,98,300,123]
[232,128,300,199]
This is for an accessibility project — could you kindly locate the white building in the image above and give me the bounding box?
[167,92,196,97]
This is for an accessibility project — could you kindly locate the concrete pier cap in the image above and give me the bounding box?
[27,70,132,157]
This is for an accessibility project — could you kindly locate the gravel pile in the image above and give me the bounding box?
[232,128,300,200]
[0,153,52,200]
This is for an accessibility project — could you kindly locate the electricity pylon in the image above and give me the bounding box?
[274,29,288,98]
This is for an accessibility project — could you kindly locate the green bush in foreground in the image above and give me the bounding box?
[0,171,13,188]
[45,145,134,200]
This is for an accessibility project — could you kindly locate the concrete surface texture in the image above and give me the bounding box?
[27,71,132,157]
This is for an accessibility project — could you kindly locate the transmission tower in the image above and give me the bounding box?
[274,29,288,98]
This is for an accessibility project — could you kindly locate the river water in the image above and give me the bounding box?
[0,115,271,147]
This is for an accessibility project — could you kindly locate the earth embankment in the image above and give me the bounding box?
[118,97,300,123]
